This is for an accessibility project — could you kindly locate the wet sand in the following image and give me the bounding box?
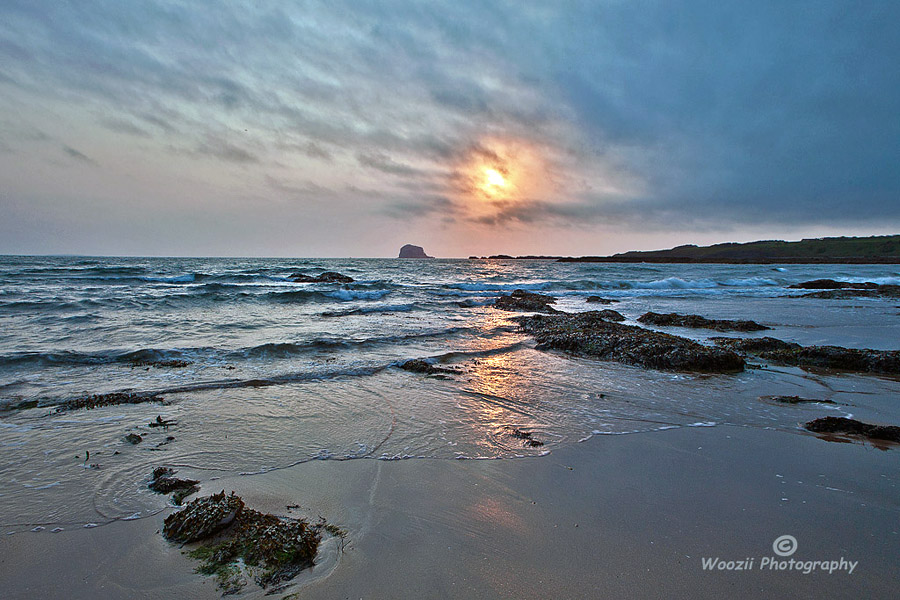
[2,423,897,599]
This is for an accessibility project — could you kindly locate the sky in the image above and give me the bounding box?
[1,1,898,258]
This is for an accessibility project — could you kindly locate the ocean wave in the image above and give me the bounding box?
[139,273,201,284]
[321,303,421,317]
[325,289,392,301]
[444,282,553,292]
[0,328,471,368]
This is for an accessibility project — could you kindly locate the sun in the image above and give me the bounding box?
[481,167,507,195]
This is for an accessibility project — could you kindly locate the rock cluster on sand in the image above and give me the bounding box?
[638,311,769,332]
[516,312,745,373]
[163,491,324,590]
[290,271,354,283]
[804,417,900,444]
[712,336,900,375]
[789,279,900,299]
[398,244,433,258]
[494,289,560,313]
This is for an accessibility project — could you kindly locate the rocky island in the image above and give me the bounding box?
[398,244,433,258]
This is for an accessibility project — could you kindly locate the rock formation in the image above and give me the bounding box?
[398,244,433,258]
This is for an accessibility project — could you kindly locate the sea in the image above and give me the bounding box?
[1,256,899,530]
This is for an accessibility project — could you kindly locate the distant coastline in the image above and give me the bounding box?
[469,235,900,264]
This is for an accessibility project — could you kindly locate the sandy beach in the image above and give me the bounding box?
[2,421,897,599]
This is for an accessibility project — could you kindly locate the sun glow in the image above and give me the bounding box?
[484,168,507,189]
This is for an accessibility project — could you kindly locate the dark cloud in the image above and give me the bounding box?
[62,144,97,165]
[193,137,259,164]
[356,152,422,178]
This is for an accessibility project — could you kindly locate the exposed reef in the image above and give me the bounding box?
[638,311,769,332]
[788,279,900,299]
[163,492,326,591]
[494,289,559,313]
[55,392,166,413]
[290,271,354,283]
[760,395,834,405]
[712,336,900,375]
[516,311,745,373]
[804,417,900,445]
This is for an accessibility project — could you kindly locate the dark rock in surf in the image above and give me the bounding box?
[399,359,458,375]
[800,286,900,299]
[804,417,900,444]
[789,279,900,299]
[494,289,559,313]
[148,466,200,495]
[398,244,433,258]
[123,433,143,444]
[789,279,874,290]
[290,271,354,283]
[762,395,834,405]
[638,312,769,332]
[712,336,900,375]
[56,392,165,413]
[505,426,544,447]
[517,312,745,373]
[585,296,619,304]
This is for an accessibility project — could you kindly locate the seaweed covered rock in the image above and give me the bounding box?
[804,417,900,444]
[149,467,200,500]
[762,395,834,405]
[713,336,900,375]
[163,491,245,543]
[788,279,875,290]
[517,312,745,373]
[594,309,626,322]
[504,426,544,447]
[290,271,354,283]
[164,492,325,591]
[586,296,619,304]
[399,359,458,375]
[494,289,559,313]
[638,312,768,332]
[56,392,165,412]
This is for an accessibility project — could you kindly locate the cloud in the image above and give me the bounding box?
[356,152,423,178]
[193,137,259,164]
[0,0,898,255]
[61,144,97,165]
